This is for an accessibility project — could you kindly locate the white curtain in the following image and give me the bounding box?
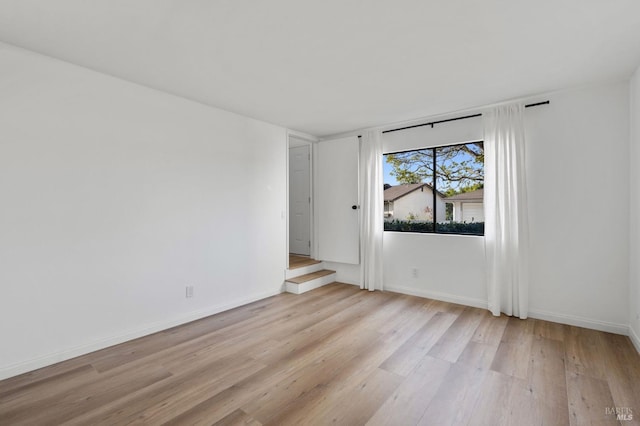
[360,130,384,291]
[484,103,530,318]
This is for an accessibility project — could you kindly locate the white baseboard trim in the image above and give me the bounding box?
[383,285,488,310]
[527,308,628,335]
[383,285,631,336]
[628,325,640,354]
[0,288,283,381]
[337,279,360,286]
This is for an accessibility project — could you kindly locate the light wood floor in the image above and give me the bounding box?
[1,283,639,425]
[289,254,320,270]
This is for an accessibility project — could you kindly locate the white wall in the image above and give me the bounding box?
[0,43,287,379]
[526,82,629,333]
[383,81,631,334]
[630,66,640,350]
[382,114,487,306]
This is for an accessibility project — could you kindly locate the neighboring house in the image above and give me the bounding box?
[384,183,446,222]
[445,188,484,223]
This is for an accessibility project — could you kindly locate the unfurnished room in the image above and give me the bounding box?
[1,1,640,425]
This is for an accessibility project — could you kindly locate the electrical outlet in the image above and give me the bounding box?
[411,268,419,278]
[186,285,194,298]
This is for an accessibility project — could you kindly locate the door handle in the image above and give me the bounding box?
[352,205,359,210]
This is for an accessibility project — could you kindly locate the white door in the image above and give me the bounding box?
[316,136,360,264]
[289,145,311,255]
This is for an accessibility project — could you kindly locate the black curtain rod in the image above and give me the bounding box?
[381,100,550,135]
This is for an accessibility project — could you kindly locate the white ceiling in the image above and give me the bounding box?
[1,1,640,137]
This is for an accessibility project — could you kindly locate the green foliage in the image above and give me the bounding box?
[384,220,434,233]
[443,182,484,197]
[384,220,484,235]
[385,143,484,191]
[385,150,432,184]
[436,221,484,235]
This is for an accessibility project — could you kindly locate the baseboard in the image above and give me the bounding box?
[383,285,631,336]
[337,279,360,286]
[383,285,488,310]
[0,288,283,381]
[527,308,628,335]
[628,325,640,354]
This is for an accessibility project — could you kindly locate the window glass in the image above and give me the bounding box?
[383,142,484,236]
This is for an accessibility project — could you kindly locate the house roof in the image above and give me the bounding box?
[445,188,484,202]
[384,184,437,202]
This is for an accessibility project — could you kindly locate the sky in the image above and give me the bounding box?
[383,146,483,191]
[383,160,399,186]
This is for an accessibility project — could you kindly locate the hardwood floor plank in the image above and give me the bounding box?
[490,317,535,380]
[212,409,262,426]
[490,341,532,380]
[457,341,500,370]
[257,310,448,425]
[527,337,570,425]
[564,326,608,381]
[367,356,452,426]
[90,285,351,374]
[534,319,568,342]
[426,299,466,315]
[240,329,382,424]
[427,306,485,363]
[0,364,96,404]
[597,333,640,416]
[528,337,568,399]
[566,372,619,425]
[504,377,546,426]
[163,326,382,425]
[1,284,638,425]
[241,293,423,424]
[471,311,509,345]
[470,369,566,426]
[374,295,434,339]
[1,365,172,425]
[380,311,458,376]
[416,362,487,426]
[63,356,265,426]
[0,362,96,400]
[246,291,386,365]
[307,368,404,426]
[467,370,517,426]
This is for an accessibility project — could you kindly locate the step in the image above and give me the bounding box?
[289,256,321,270]
[285,261,324,280]
[285,269,336,294]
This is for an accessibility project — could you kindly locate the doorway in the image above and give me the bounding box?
[289,138,312,257]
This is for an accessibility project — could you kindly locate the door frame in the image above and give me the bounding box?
[287,131,316,268]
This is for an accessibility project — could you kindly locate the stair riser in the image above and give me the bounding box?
[285,273,336,294]
[285,262,325,280]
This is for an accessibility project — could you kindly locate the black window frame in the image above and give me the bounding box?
[383,140,485,236]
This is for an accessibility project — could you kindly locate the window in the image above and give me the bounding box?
[383,141,484,235]
[384,200,394,218]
